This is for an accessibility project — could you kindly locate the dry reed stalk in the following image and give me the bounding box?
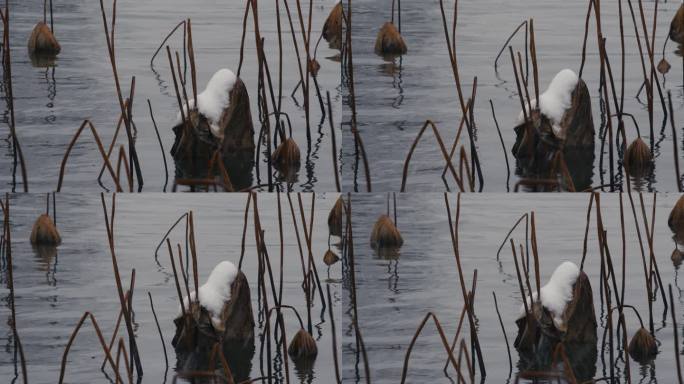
[550,344,577,383]
[327,91,341,192]
[580,193,596,270]
[57,120,122,192]
[147,100,169,191]
[496,213,529,262]
[438,0,484,190]
[150,20,186,69]
[115,145,133,192]
[297,193,327,311]
[114,337,132,383]
[637,194,668,311]
[489,100,510,191]
[624,189,655,334]
[58,312,123,383]
[457,339,475,383]
[96,102,126,186]
[444,193,486,377]
[100,193,143,376]
[285,193,313,333]
[342,1,372,192]
[0,6,29,192]
[668,91,682,191]
[344,193,371,383]
[399,312,468,383]
[100,283,134,371]
[493,292,513,377]
[99,0,143,190]
[147,292,168,371]
[1,196,27,383]
[326,284,341,383]
[442,102,469,180]
[668,284,684,383]
[494,20,528,74]
[401,120,464,192]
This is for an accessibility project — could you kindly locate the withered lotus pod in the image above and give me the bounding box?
[628,327,658,362]
[670,4,684,45]
[323,249,340,266]
[514,271,597,349]
[322,2,343,50]
[172,271,255,372]
[512,74,594,190]
[171,75,255,190]
[375,22,407,56]
[271,138,301,177]
[658,58,671,74]
[30,214,61,246]
[623,137,652,176]
[28,22,60,56]
[672,248,682,267]
[328,197,344,237]
[668,195,684,243]
[370,214,403,249]
[514,270,597,381]
[288,328,318,359]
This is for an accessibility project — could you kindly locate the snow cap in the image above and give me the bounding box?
[518,261,580,330]
[175,69,238,139]
[180,261,239,328]
[516,69,579,135]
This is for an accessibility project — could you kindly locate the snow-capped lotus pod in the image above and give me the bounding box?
[514,69,594,151]
[271,138,301,174]
[374,22,407,56]
[623,137,652,176]
[28,22,60,56]
[172,69,255,162]
[30,214,61,246]
[668,195,684,243]
[672,249,683,267]
[370,214,403,249]
[670,4,684,44]
[658,58,671,74]
[323,249,340,266]
[328,197,344,237]
[628,327,658,362]
[172,262,255,355]
[288,329,318,359]
[323,2,343,50]
[514,262,597,351]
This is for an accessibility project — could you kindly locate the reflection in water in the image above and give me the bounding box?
[43,68,57,124]
[32,245,58,286]
[293,356,316,384]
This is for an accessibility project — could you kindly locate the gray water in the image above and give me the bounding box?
[342,0,684,192]
[0,192,341,383]
[343,193,682,383]
[0,0,341,193]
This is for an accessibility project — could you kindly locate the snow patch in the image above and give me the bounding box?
[180,261,239,328]
[517,261,580,330]
[175,69,238,139]
[516,69,579,136]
